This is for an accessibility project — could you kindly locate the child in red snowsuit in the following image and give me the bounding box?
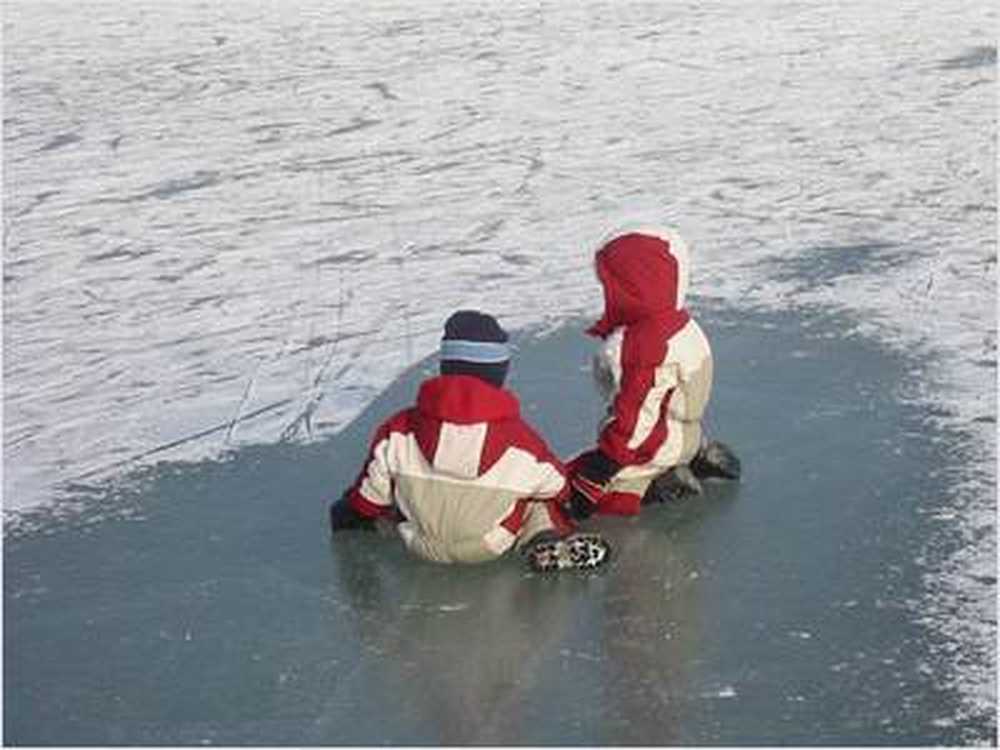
[566,226,740,518]
[329,310,611,572]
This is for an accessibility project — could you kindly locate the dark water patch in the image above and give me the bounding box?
[939,46,997,70]
[326,117,381,137]
[75,226,101,237]
[38,132,82,152]
[766,241,907,290]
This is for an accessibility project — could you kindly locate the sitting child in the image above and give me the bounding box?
[566,225,740,519]
[329,310,611,572]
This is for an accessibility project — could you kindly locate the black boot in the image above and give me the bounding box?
[690,440,741,480]
[641,465,704,505]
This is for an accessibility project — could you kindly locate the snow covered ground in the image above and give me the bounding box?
[4,0,995,734]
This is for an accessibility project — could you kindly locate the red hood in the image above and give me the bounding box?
[416,375,519,425]
[588,231,690,340]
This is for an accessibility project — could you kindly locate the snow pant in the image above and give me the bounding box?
[396,498,573,564]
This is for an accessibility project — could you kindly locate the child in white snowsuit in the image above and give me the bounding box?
[566,226,740,518]
[329,310,610,572]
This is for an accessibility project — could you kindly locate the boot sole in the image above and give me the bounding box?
[527,533,611,573]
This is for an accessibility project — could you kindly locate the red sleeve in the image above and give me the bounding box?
[345,411,408,519]
[597,324,671,467]
[598,361,657,465]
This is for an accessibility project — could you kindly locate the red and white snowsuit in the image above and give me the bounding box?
[345,374,573,563]
[582,226,714,516]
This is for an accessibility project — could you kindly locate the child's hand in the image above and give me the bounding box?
[567,475,604,519]
[567,489,596,520]
[565,449,620,519]
[328,495,377,532]
[573,449,621,485]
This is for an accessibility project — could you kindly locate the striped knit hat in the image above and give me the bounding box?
[440,310,510,388]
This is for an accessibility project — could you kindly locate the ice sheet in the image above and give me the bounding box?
[4,307,995,744]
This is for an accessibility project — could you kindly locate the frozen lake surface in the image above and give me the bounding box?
[3,0,996,742]
[4,308,996,744]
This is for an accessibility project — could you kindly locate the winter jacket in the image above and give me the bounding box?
[346,374,572,563]
[588,226,713,505]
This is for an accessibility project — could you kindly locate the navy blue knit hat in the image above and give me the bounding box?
[440,310,510,387]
